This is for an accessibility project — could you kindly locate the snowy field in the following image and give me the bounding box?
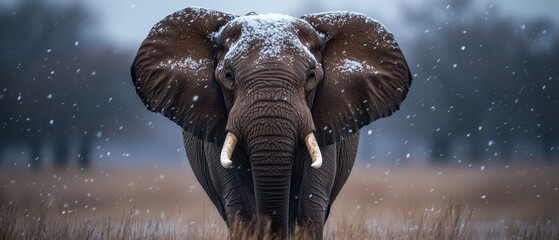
[1,163,558,239]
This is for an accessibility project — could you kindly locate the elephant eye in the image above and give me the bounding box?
[225,68,235,82]
[307,69,316,82]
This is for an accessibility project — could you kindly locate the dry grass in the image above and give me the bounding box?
[1,164,559,239]
[1,202,557,239]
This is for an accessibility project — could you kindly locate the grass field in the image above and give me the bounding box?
[1,163,558,239]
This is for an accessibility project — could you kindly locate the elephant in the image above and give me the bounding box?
[131,7,411,239]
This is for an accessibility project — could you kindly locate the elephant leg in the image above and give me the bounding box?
[182,131,255,227]
[183,131,227,220]
[204,143,256,227]
[295,144,338,239]
[324,133,359,220]
[295,133,359,238]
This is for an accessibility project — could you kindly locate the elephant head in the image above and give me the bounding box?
[131,7,411,234]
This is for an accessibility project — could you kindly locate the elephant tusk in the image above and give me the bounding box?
[220,132,237,169]
[305,133,322,169]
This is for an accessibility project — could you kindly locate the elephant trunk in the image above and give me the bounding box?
[224,71,318,236]
[250,147,292,235]
[224,92,306,236]
[246,116,296,236]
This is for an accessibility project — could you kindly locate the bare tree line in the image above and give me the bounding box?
[0,1,153,169]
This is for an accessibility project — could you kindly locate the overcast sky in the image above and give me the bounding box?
[4,0,553,48]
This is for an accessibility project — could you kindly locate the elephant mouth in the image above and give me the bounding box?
[220,131,322,169]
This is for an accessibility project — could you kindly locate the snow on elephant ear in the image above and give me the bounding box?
[338,58,379,74]
[158,57,212,76]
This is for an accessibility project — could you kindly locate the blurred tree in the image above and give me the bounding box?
[0,0,151,169]
[406,0,559,163]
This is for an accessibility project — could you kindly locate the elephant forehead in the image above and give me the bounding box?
[223,14,316,62]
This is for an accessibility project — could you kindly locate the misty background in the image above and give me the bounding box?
[1,0,557,170]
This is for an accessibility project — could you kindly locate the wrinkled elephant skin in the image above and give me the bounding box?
[131,7,412,239]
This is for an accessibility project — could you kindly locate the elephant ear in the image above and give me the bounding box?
[131,8,236,143]
[302,12,412,145]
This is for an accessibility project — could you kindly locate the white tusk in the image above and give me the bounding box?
[220,132,237,169]
[305,133,322,169]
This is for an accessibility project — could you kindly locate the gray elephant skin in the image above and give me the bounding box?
[131,7,411,239]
